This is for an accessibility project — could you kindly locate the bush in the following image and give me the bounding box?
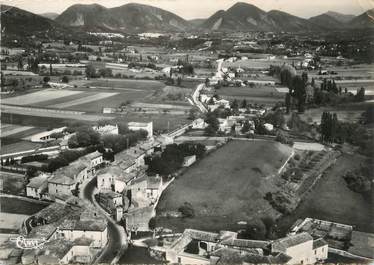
[61,76,69,83]
[178,202,195,218]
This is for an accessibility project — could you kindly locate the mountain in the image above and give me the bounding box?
[309,13,344,29]
[349,9,374,28]
[0,5,67,36]
[324,11,355,23]
[200,2,319,32]
[39,12,59,20]
[55,3,190,32]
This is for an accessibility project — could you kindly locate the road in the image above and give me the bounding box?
[192,83,208,113]
[82,177,127,264]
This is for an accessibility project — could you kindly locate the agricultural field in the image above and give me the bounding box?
[0,196,49,215]
[0,172,26,195]
[1,89,82,106]
[72,78,165,91]
[0,140,43,155]
[1,123,35,138]
[216,85,285,105]
[276,153,374,235]
[156,140,293,232]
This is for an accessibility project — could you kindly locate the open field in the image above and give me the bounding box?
[0,196,49,215]
[2,89,82,106]
[1,105,114,122]
[0,212,29,231]
[276,153,374,235]
[156,140,293,232]
[0,172,26,195]
[0,140,43,155]
[1,124,35,138]
[66,90,150,112]
[73,78,165,90]
[51,92,119,109]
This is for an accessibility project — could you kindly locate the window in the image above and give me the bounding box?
[315,250,317,255]
[178,257,181,264]
[301,260,303,265]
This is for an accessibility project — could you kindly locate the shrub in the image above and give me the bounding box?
[178,202,195,218]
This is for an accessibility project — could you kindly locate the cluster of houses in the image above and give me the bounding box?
[0,197,108,264]
[26,151,103,201]
[153,228,328,264]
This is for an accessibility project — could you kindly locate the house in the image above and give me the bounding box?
[97,166,131,193]
[97,191,123,212]
[128,176,163,206]
[192,118,208,129]
[160,229,328,265]
[48,175,76,198]
[80,151,103,175]
[26,173,51,199]
[183,155,196,167]
[128,121,153,138]
[93,124,119,135]
[124,206,154,232]
[271,233,328,264]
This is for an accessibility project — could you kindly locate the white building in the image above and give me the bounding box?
[183,155,196,167]
[29,127,67,143]
[93,124,119,135]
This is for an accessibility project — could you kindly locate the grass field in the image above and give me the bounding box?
[276,153,374,235]
[0,140,43,155]
[156,140,293,232]
[0,197,49,215]
[0,172,26,195]
[76,78,165,90]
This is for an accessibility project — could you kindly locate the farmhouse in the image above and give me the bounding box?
[124,206,154,232]
[97,165,131,193]
[128,175,163,206]
[160,229,327,265]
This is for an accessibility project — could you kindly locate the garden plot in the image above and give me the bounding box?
[2,89,82,106]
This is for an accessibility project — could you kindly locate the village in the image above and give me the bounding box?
[1,1,374,264]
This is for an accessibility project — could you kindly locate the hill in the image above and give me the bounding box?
[325,11,355,23]
[349,9,374,29]
[39,12,59,20]
[55,3,190,32]
[0,5,67,36]
[200,2,319,32]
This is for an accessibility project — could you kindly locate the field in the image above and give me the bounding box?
[0,196,49,215]
[156,140,293,232]
[276,153,374,235]
[0,140,43,155]
[72,78,165,90]
[217,85,285,105]
[0,172,26,195]
[1,124,35,138]
[0,213,29,231]
[2,89,82,106]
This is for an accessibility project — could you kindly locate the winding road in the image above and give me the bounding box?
[82,177,127,264]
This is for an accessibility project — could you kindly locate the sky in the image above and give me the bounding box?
[1,0,373,19]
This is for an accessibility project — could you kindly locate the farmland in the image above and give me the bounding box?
[216,85,285,104]
[156,140,293,232]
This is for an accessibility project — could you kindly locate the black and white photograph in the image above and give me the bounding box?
[0,0,373,264]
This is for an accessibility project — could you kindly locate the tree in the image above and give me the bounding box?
[178,202,195,218]
[188,108,197,120]
[239,218,266,240]
[98,68,112,78]
[177,77,182,86]
[230,99,239,111]
[85,65,96,78]
[356,87,365,102]
[61,76,69,83]
[17,57,23,70]
[241,99,247,109]
[285,93,291,114]
[205,78,210,87]
[43,76,50,83]
[241,121,251,134]
[148,217,156,230]
[293,76,306,113]
[49,63,53,75]
[204,111,219,136]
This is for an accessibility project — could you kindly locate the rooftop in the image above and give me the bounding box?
[272,232,313,252]
[48,175,75,185]
[27,174,50,189]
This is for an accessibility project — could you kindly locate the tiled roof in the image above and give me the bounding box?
[313,238,328,249]
[27,174,50,189]
[82,151,102,160]
[48,175,75,185]
[220,238,269,249]
[272,232,313,252]
[185,229,220,243]
[97,165,123,177]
